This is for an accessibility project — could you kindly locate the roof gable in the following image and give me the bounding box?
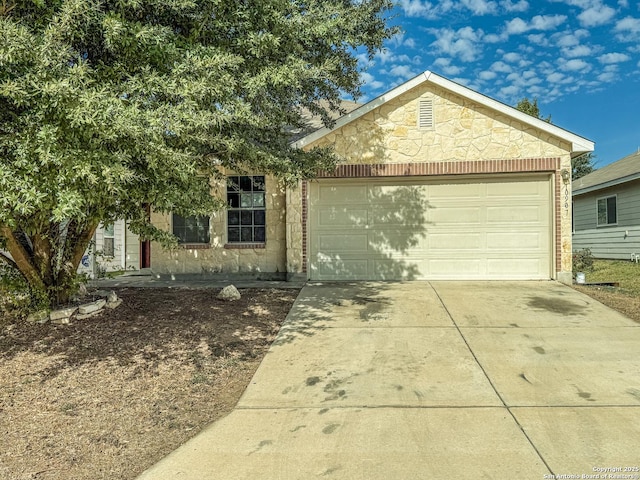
[292,71,594,157]
[573,150,640,195]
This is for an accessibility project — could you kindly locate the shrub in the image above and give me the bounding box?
[572,248,595,275]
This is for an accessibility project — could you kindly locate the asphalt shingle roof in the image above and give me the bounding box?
[573,150,640,193]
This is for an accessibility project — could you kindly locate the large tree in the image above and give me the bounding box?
[515,97,594,180]
[1,0,397,307]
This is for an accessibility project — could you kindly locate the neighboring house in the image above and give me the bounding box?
[149,71,594,284]
[572,150,640,260]
[78,220,141,277]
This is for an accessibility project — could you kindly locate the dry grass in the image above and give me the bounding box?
[0,287,299,480]
[572,259,640,324]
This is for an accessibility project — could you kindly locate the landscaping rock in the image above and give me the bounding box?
[50,306,78,323]
[78,299,106,315]
[27,310,49,324]
[106,291,119,303]
[76,310,105,320]
[217,285,241,301]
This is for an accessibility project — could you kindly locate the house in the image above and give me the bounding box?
[572,150,640,260]
[78,220,142,277]
[148,71,594,284]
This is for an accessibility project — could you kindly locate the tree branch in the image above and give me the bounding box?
[0,225,45,291]
[0,250,19,271]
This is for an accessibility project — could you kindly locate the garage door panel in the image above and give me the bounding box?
[429,183,483,199]
[487,206,543,223]
[318,184,367,202]
[430,207,483,225]
[487,232,546,250]
[309,176,552,281]
[318,234,368,252]
[429,259,482,275]
[428,233,483,250]
[317,208,368,226]
[487,258,545,276]
[313,258,369,279]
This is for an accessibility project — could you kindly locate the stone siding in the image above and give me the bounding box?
[286,81,575,283]
[151,175,287,275]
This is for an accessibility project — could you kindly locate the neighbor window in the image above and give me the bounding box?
[103,223,115,257]
[172,214,210,244]
[227,175,266,243]
[597,195,617,226]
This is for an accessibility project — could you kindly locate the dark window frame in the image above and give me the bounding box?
[596,195,617,226]
[226,175,266,244]
[172,213,210,244]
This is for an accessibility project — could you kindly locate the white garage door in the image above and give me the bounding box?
[308,175,552,280]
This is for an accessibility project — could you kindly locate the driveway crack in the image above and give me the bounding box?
[428,282,556,477]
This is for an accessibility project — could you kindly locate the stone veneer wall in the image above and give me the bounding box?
[151,175,287,275]
[286,81,575,284]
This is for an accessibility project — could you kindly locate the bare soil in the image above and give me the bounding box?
[572,284,640,324]
[0,287,299,480]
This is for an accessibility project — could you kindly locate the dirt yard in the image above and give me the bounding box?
[0,287,299,480]
[572,284,640,324]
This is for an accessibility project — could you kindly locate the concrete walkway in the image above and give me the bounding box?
[136,281,640,480]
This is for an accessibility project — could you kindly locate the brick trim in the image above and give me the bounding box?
[317,158,560,178]
[303,158,563,279]
[224,243,266,250]
[179,244,210,250]
[301,181,308,274]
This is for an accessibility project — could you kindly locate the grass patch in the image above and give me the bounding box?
[580,259,640,295]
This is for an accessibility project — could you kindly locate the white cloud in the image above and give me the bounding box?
[430,27,485,62]
[563,45,594,57]
[501,0,529,12]
[546,72,566,83]
[597,71,617,82]
[374,49,396,64]
[614,16,640,38]
[490,60,513,73]
[388,65,419,80]
[505,14,567,34]
[598,52,632,63]
[479,70,498,80]
[618,0,628,7]
[527,33,550,46]
[461,0,498,15]
[503,52,522,62]
[499,84,520,97]
[433,57,464,75]
[578,4,616,26]
[397,0,439,18]
[553,29,590,47]
[559,58,592,72]
[360,72,384,90]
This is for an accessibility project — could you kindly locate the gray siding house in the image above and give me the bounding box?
[573,151,640,260]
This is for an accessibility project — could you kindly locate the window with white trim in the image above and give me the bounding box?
[103,223,115,257]
[172,214,210,244]
[227,175,266,243]
[597,195,617,226]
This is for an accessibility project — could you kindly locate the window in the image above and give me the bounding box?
[597,195,617,226]
[227,175,266,243]
[103,223,115,257]
[172,214,210,244]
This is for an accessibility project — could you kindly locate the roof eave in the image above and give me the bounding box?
[573,172,640,196]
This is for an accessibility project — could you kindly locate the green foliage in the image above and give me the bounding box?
[0,0,397,307]
[572,152,596,180]
[515,97,551,123]
[572,248,595,274]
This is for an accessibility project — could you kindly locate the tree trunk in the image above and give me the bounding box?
[0,225,46,293]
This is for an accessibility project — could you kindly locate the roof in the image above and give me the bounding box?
[573,150,640,196]
[292,70,594,157]
[288,99,362,143]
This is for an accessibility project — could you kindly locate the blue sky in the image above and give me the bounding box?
[356,0,640,168]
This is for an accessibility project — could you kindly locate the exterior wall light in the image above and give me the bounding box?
[561,169,570,184]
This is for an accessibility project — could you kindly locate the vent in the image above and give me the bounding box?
[418,99,434,129]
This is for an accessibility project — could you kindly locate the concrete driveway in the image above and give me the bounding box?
[137,281,640,480]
